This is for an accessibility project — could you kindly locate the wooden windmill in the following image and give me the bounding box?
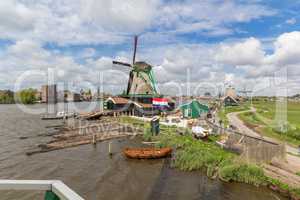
[113,36,158,97]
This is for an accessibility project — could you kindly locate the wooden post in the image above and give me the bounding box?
[92,133,96,145]
[108,141,113,156]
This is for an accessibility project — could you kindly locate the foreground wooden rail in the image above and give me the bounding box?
[0,180,84,200]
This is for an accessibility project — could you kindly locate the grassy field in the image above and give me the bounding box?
[239,100,300,146]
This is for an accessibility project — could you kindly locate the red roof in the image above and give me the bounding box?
[106,97,129,104]
[106,97,153,109]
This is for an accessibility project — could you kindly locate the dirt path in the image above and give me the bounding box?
[227,109,261,138]
[226,109,300,186]
[227,109,300,156]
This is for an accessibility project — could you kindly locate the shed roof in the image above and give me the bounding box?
[221,95,238,103]
[179,99,209,110]
[106,96,153,109]
[106,97,129,104]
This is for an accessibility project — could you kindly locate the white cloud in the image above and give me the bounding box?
[266,31,300,65]
[215,37,265,65]
[80,0,160,33]
[0,0,276,45]
[285,18,296,25]
[212,31,300,95]
[155,0,276,35]
[0,1,37,31]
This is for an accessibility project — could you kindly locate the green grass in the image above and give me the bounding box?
[296,172,300,177]
[252,100,300,126]
[218,103,250,127]
[119,116,147,128]
[238,112,264,127]
[238,100,300,146]
[155,132,268,186]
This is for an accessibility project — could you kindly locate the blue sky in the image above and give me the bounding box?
[0,0,300,96]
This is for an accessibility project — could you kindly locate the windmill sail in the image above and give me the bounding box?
[133,35,138,64]
[112,36,158,96]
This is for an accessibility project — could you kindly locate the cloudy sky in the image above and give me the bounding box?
[0,0,300,96]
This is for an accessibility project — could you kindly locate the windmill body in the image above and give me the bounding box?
[126,62,158,96]
[107,36,175,115]
[112,36,162,102]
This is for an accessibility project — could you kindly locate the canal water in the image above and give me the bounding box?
[0,103,287,200]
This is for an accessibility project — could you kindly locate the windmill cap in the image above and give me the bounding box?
[134,61,152,71]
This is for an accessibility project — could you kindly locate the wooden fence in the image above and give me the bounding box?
[207,120,286,163]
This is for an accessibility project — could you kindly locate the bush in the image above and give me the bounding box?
[272,125,300,140]
[219,163,267,186]
[0,90,14,104]
[15,88,37,104]
[158,134,234,177]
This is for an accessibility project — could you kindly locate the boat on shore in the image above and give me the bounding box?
[123,147,172,159]
[41,111,77,120]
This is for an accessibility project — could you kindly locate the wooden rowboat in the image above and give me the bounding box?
[123,147,172,159]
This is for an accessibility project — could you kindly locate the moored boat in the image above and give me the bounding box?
[41,111,77,120]
[123,147,172,159]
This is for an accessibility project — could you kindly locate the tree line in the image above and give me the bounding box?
[0,88,38,104]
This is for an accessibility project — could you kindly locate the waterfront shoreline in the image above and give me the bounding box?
[120,116,300,200]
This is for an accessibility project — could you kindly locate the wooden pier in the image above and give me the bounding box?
[27,120,143,156]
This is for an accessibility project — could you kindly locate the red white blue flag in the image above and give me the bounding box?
[153,98,168,107]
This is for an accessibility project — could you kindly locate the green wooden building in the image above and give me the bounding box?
[179,100,209,119]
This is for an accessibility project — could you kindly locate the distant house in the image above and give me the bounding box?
[179,100,209,119]
[57,90,81,102]
[222,95,239,106]
[105,96,155,116]
[80,89,92,101]
[106,97,130,110]
[66,92,81,102]
[221,86,240,106]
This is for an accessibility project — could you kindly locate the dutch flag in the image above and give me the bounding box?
[152,98,168,107]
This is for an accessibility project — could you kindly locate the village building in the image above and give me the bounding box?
[65,92,81,102]
[57,90,81,102]
[41,85,57,104]
[222,95,239,106]
[221,86,241,106]
[179,99,209,119]
[80,89,92,101]
[105,96,156,116]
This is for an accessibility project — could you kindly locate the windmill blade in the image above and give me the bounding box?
[132,35,138,64]
[112,61,132,68]
[126,71,134,95]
